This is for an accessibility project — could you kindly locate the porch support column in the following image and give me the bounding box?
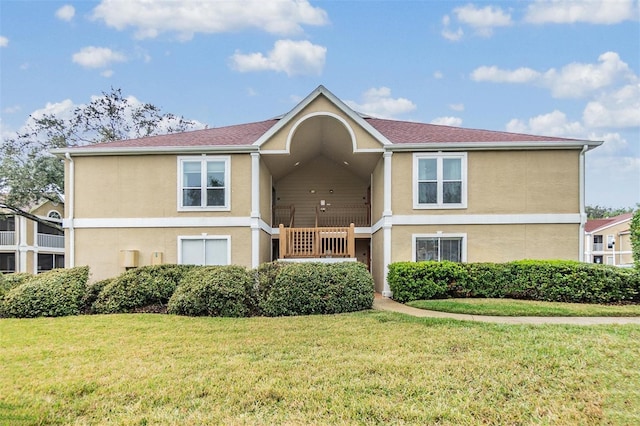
[251,152,261,268]
[382,151,393,297]
[18,216,28,273]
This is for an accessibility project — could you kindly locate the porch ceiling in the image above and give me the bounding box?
[262,116,381,181]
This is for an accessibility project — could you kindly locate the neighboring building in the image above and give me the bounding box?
[53,86,602,295]
[0,200,65,274]
[584,212,635,267]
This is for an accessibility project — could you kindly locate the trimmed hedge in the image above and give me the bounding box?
[0,273,34,301]
[92,264,194,314]
[388,260,640,304]
[260,262,374,316]
[167,265,256,317]
[388,261,466,303]
[0,267,89,318]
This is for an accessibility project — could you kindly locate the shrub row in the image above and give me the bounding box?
[388,260,640,304]
[0,267,89,318]
[1,261,375,318]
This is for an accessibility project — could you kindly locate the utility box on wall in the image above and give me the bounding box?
[120,250,139,268]
[151,251,163,266]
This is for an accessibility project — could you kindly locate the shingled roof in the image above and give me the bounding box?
[585,212,634,233]
[56,85,597,155]
[63,115,586,151]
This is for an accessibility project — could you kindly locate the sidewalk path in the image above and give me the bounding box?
[372,297,640,325]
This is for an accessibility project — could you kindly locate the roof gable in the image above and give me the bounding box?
[254,85,390,149]
[53,85,603,157]
[585,212,634,233]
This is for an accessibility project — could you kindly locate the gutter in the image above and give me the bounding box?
[387,140,603,153]
[579,144,588,262]
[65,152,75,267]
[52,144,258,157]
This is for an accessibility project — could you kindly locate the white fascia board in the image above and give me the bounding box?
[387,140,603,152]
[393,213,582,226]
[52,145,258,157]
[253,85,392,148]
[71,216,252,228]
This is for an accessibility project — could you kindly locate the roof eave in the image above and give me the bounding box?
[52,145,259,157]
[386,140,603,152]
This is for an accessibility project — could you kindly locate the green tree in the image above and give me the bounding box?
[1,88,203,229]
[585,204,635,219]
[630,209,640,269]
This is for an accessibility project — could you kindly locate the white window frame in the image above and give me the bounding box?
[413,152,467,209]
[178,156,231,211]
[412,233,467,262]
[178,235,231,266]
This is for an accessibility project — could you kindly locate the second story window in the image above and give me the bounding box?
[414,153,467,209]
[178,156,230,211]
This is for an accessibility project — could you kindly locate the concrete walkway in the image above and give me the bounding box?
[372,297,640,325]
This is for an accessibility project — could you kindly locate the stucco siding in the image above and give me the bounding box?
[371,229,385,293]
[392,150,580,215]
[259,157,272,223]
[74,226,253,281]
[72,154,251,219]
[391,224,579,263]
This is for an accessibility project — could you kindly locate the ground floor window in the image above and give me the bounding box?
[179,236,230,266]
[593,255,603,264]
[0,252,16,273]
[413,234,466,262]
[37,253,65,272]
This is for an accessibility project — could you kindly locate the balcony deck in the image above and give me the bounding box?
[279,224,355,259]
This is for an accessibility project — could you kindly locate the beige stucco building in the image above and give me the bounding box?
[54,86,602,294]
[584,213,635,267]
[0,201,65,274]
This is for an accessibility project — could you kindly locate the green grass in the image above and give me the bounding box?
[1,312,639,425]
[407,298,640,317]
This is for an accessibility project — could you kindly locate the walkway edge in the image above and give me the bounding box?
[372,298,640,325]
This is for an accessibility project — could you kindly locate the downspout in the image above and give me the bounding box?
[65,152,75,268]
[579,144,588,262]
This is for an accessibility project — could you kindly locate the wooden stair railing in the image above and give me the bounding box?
[279,224,355,259]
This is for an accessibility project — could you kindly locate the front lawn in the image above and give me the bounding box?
[407,298,640,317]
[1,312,639,425]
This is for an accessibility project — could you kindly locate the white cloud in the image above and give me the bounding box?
[525,0,639,24]
[230,39,326,76]
[345,87,417,119]
[92,0,329,40]
[433,71,444,79]
[543,52,635,98]
[0,36,8,47]
[431,116,463,127]
[505,110,585,138]
[441,15,464,41]
[453,4,513,37]
[472,51,635,99]
[72,46,127,69]
[449,103,465,112]
[101,70,115,78]
[2,105,21,114]
[55,5,75,21]
[471,66,540,83]
[583,83,640,128]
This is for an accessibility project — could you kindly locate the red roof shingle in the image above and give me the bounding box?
[585,212,634,233]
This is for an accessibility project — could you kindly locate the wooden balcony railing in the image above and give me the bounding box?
[279,224,355,259]
[273,205,295,227]
[316,204,370,227]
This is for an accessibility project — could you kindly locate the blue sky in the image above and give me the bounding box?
[1,0,638,208]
